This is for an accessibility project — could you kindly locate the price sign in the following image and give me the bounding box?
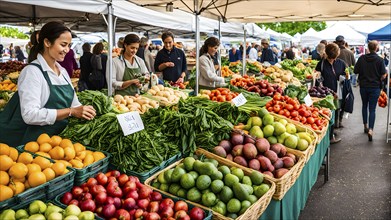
[304,94,313,107]
[116,111,144,136]
[232,93,247,107]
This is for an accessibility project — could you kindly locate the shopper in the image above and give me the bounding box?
[312,43,326,61]
[108,33,149,96]
[137,37,155,73]
[8,43,15,59]
[228,45,242,62]
[14,46,26,62]
[315,43,347,144]
[79,43,93,91]
[199,37,226,89]
[335,36,356,67]
[248,44,258,61]
[154,31,187,83]
[260,39,276,64]
[58,46,78,78]
[89,42,107,90]
[354,41,387,141]
[27,30,40,63]
[0,21,96,147]
[286,47,295,60]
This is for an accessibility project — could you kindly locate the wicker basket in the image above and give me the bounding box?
[269,112,318,162]
[145,152,276,220]
[196,148,305,201]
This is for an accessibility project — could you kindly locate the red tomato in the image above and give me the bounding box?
[285,104,294,111]
[301,117,307,124]
[226,95,233,101]
[294,104,300,110]
[284,111,290,117]
[311,124,319,130]
[292,117,300,121]
[217,95,226,102]
[291,111,298,117]
[273,105,281,113]
[278,109,285,115]
[315,119,323,126]
[214,90,221,96]
[266,102,271,108]
[211,96,218,101]
[267,107,274,112]
[307,117,315,124]
[312,112,319,118]
[221,90,229,95]
[273,93,282,101]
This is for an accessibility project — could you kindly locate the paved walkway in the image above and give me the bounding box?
[299,86,391,219]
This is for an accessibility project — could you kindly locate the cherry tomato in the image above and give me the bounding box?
[273,105,281,113]
[307,117,315,124]
[226,95,233,101]
[284,111,291,117]
[291,111,298,117]
[301,117,307,124]
[315,119,322,126]
[267,107,274,112]
[279,110,285,115]
[294,104,300,110]
[221,90,228,95]
[286,104,294,111]
[273,93,282,101]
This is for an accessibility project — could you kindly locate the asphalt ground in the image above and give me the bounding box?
[299,86,391,220]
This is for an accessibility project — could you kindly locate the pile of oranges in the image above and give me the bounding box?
[23,133,106,169]
[0,143,68,202]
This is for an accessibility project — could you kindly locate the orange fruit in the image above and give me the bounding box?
[0,185,14,202]
[62,169,70,175]
[85,150,93,155]
[50,135,62,147]
[0,143,10,156]
[8,181,25,195]
[73,143,85,153]
[17,152,33,165]
[57,160,71,167]
[27,163,42,177]
[93,152,105,162]
[28,171,47,187]
[32,156,52,170]
[69,159,83,169]
[76,151,87,160]
[0,155,13,171]
[48,146,64,160]
[64,147,75,160]
[24,181,30,189]
[8,147,19,161]
[42,168,56,181]
[8,163,28,179]
[60,139,73,149]
[11,176,26,183]
[83,154,95,167]
[35,152,51,158]
[0,171,10,185]
[37,133,51,145]
[24,142,39,153]
[51,162,66,177]
[39,143,52,153]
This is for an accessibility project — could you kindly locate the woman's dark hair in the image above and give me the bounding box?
[199,37,220,56]
[82,43,91,53]
[325,43,340,59]
[161,31,174,42]
[122,34,140,54]
[28,22,71,63]
[92,42,104,55]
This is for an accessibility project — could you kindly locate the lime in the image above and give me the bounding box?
[168,183,181,195]
[204,158,219,167]
[159,183,169,192]
[250,171,264,185]
[242,176,252,186]
[202,189,211,194]
[187,187,201,202]
[210,171,223,180]
[193,160,204,173]
[176,188,187,198]
[212,201,227,216]
[226,213,238,219]
[258,107,269,118]
[254,183,270,198]
[248,194,258,204]
[171,167,186,183]
[239,200,252,215]
[218,165,231,176]
[164,168,174,183]
[200,162,218,176]
[158,172,168,184]
[151,180,161,189]
[224,173,239,187]
[183,157,196,171]
[211,179,224,193]
[227,198,241,213]
[202,192,218,207]
[180,173,195,189]
[196,175,212,190]
[188,171,199,180]
[231,168,244,181]
[267,136,278,144]
[219,186,234,203]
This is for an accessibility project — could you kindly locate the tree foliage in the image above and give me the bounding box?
[258,21,326,36]
[0,26,29,39]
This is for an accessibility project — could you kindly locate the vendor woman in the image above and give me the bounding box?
[0,21,96,147]
[109,33,149,95]
[199,37,225,89]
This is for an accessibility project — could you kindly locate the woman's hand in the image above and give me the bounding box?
[176,77,184,84]
[72,105,96,120]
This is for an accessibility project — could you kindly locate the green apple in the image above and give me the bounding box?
[64,215,79,220]
[28,214,45,220]
[78,211,95,220]
[45,205,63,219]
[29,201,47,215]
[0,210,16,220]
[47,212,63,220]
[15,209,29,220]
[63,205,81,217]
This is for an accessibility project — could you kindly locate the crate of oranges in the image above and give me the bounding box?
[0,143,75,210]
[18,133,111,186]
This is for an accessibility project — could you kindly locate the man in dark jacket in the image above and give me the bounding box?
[355,40,387,141]
[79,43,93,91]
[260,39,276,64]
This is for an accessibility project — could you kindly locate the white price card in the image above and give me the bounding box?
[304,94,313,107]
[232,93,247,107]
[116,111,144,136]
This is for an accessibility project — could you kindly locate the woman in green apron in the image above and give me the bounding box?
[0,21,96,147]
[109,34,149,96]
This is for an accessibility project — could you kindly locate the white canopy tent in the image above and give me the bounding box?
[300,28,322,47]
[317,22,366,45]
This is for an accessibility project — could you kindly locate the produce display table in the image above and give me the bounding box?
[260,117,333,220]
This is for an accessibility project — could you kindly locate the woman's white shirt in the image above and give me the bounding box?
[199,54,224,87]
[18,53,81,126]
[107,55,148,93]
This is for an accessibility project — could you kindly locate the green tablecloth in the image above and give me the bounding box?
[260,113,334,220]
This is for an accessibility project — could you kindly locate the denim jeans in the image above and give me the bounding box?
[351,74,357,86]
[360,87,381,129]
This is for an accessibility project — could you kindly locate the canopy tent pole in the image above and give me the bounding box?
[218,16,222,77]
[387,45,391,143]
[242,24,247,76]
[107,1,114,96]
[194,0,200,96]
